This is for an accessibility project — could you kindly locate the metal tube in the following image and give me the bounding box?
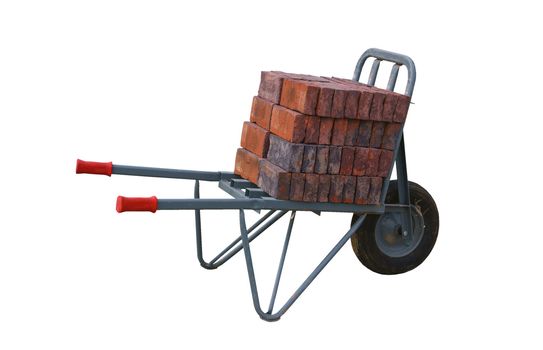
[387,63,401,91]
[367,59,381,86]
[112,164,232,181]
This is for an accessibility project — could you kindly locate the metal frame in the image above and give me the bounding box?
[80,48,418,321]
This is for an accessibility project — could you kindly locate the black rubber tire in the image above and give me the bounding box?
[351,181,439,275]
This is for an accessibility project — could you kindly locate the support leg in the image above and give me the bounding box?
[395,135,414,238]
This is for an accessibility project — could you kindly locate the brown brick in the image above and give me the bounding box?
[331,88,347,118]
[369,91,385,121]
[267,134,304,172]
[368,177,383,204]
[329,175,345,203]
[303,174,319,202]
[342,176,356,204]
[344,89,360,119]
[358,90,373,120]
[317,175,331,202]
[280,79,320,115]
[250,96,274,130]
[355,120,372,147]
[369,121,386,148]
[339,146,355,175]
[289,173,305,201]
[234,148,260,184]
[366,148,381,176]
[305,116,320,144]
[344,119,360,146]
[378,150,394,177]
[352,147,369,176]
[382,94,399,122]
[258,71,285,104]
[328,146,342,175]
[240,122,270,157]
[302,145,316,173]
[315,84,334,117]
[315,146,329,174]
[326,77,373,120]
[318,117,334,145]
[393,95,410,123]
[354,177,371,205]
[258,159,291,200]
[382,123,402,150]
[331,119,348,146]
[270,105,307,143]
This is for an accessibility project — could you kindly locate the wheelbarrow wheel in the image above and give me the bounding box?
[351,181,439,275]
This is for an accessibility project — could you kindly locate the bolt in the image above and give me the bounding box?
[403,231,408,237]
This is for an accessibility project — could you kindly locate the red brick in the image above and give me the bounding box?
[378,150,394,177]
[317,175,331,202]
[315,146,329,174]
[368,177,383,204]
[240,122,270,157]
[331,119,348,146]
[382,93,399,122]
[331,88,347,118]
[354,177,371,205]
[258,71,285,104]
[234,148,260,184]
[250,96,274,130]
[328,146,342,175]
[342,176,356,204]
[355,121,372,147]
[302,145,316,173]
[369,121,386,148]
[289,173,305,201]
[339,146,355,175]
[270,105,307,143]
[369,90,385,121]
[393,95,410,123]
[366,148,381,176]
[303,174,319,202]
[315,84,334,117]
[352,147,369,176]
[358,90,374,120]
[344,89,360,119]
[318,117,334,145]
[258,159,291,200]
[344,119,360,146]
[305,116,320,144]
[267,134,304,172]
[329,175,345,203]
[382,123,402,150]
[280,79,320,115]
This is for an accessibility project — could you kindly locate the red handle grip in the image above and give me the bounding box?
[116,196,158,213]
[76,159,112,176]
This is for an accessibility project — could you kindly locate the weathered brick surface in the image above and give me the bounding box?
[382,123,402,150]
[382,94,398,122]
[354,177,371,205]
[267,134,304,172]
[358,90,374,120]
[352,147,369,176]
[368,177,383,204]
[258,159,291,200]
[270,105,307,143]
[305,116,321,144]
[289,173,305,201]
[250,96,274,130]
[327,146,342,175]
[331,119,348,145]
[330,87,347,118]
[344,119,360,146]
[315,146,329,174]
[366,148,381,176]
[303,174,319,202]
[342,176,356,204]
[318,117,334,145]
[315,84,334,117]
[369,91,385,121]
[258,71,285,104]
[234,148,260,184]
[301,145,316,173]
[378,150,394,177]
[344,88,360,119]
[329,175,345,203]
[317,175,331,202]
[393,95,410,123]
[355,120,372,147]
[280,79,321,115]
[240,122,270,157]
[369,121,386,148]
[339,146,355,175]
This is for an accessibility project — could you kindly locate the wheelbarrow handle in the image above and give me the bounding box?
[116,196,158,213]
[76,159,112,176]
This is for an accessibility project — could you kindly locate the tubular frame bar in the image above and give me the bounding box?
[111,164,234,181]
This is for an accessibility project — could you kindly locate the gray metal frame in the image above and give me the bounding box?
[86,48,417,321]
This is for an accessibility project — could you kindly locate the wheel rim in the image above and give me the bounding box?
[374,205,425,258]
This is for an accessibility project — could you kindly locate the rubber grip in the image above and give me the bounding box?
[116,196,158,213]
[76,159,112,176]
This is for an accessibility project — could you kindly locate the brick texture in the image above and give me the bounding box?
[317,175,331,202]
[267,134,304,172]
[270,105,307,143]
[250,96,274,130]
[289,173,305,201]
[280,79,321,115]
[303,174,319,202]
[258,159,291,200]
[234,148,260,184]
[240,121,270,157]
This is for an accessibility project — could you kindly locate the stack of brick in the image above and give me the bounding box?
[234,71,410,205]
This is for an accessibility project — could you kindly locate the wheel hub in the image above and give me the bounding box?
[374,205,424,258]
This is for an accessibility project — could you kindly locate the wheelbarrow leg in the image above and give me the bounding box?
[238,210,367,321]
[193,180,287,269]
[394,135,414,239]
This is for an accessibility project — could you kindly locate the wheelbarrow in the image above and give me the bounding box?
[76,48,439,321]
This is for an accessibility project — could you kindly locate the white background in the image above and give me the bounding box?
[1,1,542,349]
